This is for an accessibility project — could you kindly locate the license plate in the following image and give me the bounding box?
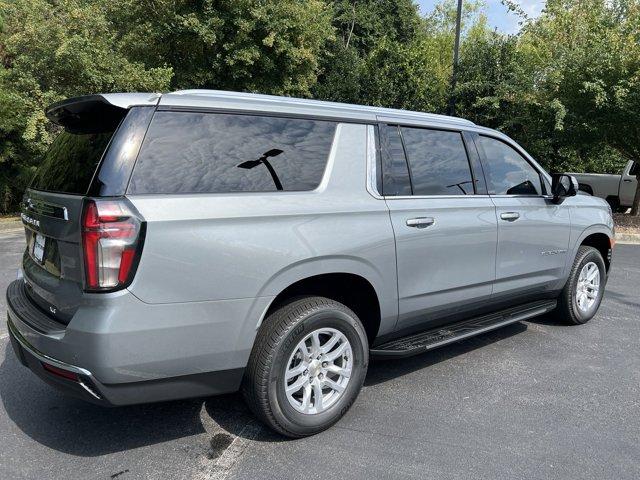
[33,233,46,263]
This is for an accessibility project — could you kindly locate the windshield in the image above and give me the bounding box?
[30,129,115,195]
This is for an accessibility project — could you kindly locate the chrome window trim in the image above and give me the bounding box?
[366,124,384,199]
[367,124,491,201]
[384,194,491,200]
[365,124,557,202]
[129,111,341,196]
[489,194,554,200]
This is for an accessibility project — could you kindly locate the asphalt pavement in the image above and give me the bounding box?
[0,230,638,480]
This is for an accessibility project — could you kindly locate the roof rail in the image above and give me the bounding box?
[169,89,475,126]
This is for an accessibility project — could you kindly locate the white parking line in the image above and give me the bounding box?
[194,404,261,480]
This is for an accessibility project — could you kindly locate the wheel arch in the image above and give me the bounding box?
[574,225,614,272]
[580,232,613,271]
[257,258,391,344]
[578,183,594,195]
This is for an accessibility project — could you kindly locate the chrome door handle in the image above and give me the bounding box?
[623,179,633,183]
[406,217,435,228]
[500,212,520,221]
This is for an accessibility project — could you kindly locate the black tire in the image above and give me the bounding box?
[242,296,369,438]
[578,184,593,195]
[555,246,606,325]
[606,196,626,213]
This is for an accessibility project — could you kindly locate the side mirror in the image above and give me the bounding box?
[551,174,578,204]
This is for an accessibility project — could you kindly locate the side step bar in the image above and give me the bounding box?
[370,300,557,359]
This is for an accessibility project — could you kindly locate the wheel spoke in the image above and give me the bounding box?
[286,375,307,394]
[320,332,341,354]
[295,339,310,358]
[285,363,306,381]
[322,377,345,393]
[301,383,312,413]
[324,341,348,361]
[587,267,599,282]
[311,331,321,355]
[312,378,323,412]
[326,364,351,378]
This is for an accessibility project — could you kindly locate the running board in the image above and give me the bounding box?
[370,300,557,359]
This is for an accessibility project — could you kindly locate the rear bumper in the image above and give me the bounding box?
[5,279,268,405]
[8,318,106,404]
[8,319,244,405]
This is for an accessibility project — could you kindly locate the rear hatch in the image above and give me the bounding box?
[20,95,154,325]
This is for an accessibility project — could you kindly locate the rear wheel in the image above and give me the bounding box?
[555,246,606,325]
[242,296,368,437]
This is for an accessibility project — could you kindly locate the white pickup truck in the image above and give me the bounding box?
[571,160,639,212]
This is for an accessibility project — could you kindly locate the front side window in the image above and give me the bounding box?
[477,136,542,195]
[401,127,474,195]
[128,112,336,194]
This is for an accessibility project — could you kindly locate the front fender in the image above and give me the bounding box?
[564,223,614,279]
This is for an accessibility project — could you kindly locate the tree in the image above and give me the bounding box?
[107,0,335,96]
[0,0,335,213]
[518,0,640,213]
[0,0,173,212]
[312,0,423,104]
[0,0,639,216]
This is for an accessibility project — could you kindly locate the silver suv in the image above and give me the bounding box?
[7,90,614,437]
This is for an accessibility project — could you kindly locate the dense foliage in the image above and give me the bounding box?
[0,0,638,213]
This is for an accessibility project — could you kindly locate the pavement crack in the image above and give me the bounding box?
[110,469,130,479]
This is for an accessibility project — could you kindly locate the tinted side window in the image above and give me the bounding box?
[129,112,336,194]
[90,107,155,196]
[401,127,474,195]
[379,124,412,196]
[30,130,115,195]
[477,136,542,195]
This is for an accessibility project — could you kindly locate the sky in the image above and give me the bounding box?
[415,0,546,34]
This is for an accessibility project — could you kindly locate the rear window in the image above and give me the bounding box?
[400,127,474,196]
[128,112,337,194]
[380,124,412,196]
[30,130,115,195]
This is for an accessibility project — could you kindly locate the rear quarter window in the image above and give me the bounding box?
[128,112,337,194]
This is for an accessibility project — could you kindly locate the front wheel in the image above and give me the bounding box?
[242,296,369,437]
[555,246,606,325]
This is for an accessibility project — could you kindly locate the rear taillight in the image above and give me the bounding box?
[82,199,144,291]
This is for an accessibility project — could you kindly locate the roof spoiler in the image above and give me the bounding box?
[45,93,160,133]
